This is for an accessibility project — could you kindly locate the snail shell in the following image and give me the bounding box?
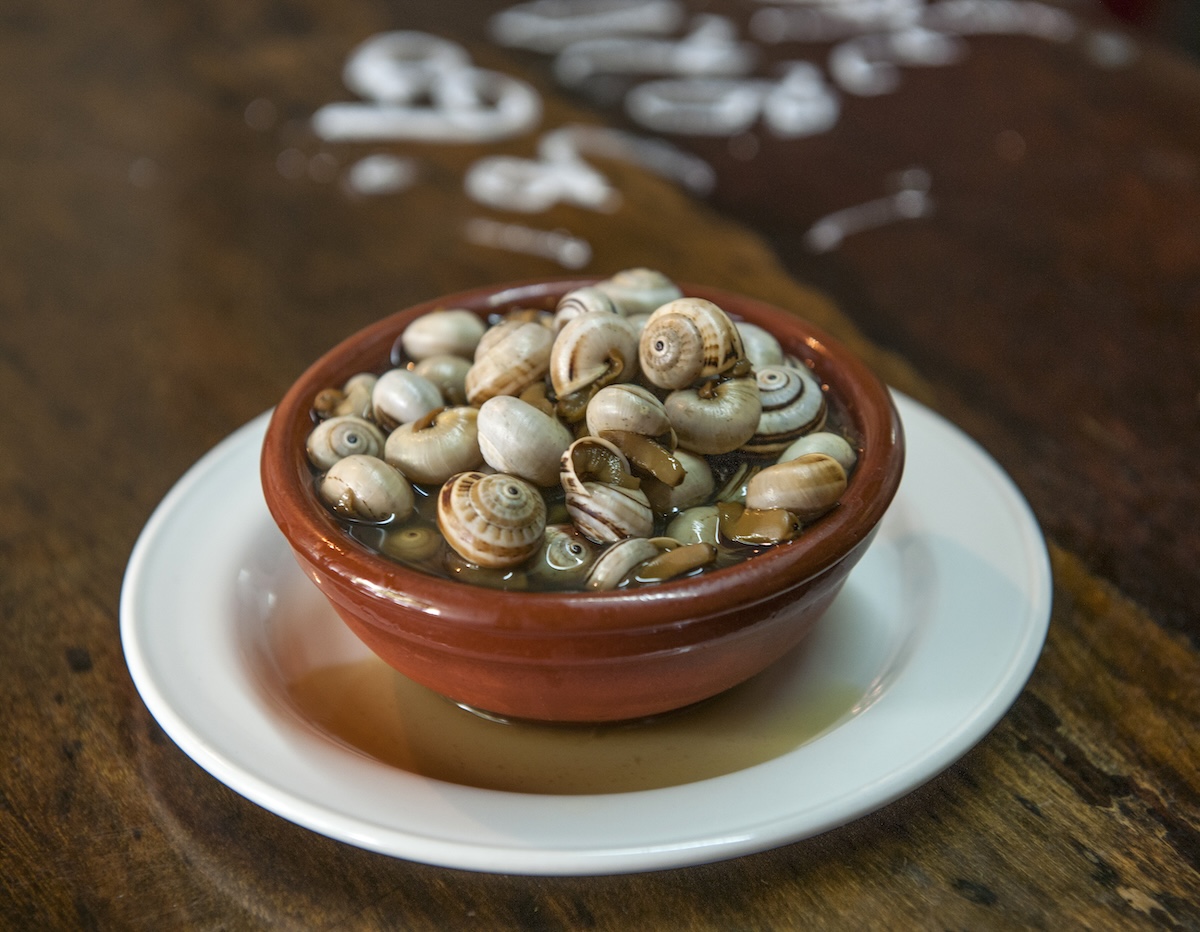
[642,448,714,514]
[554,285,621,330]
[665,376,762,455]
[742,364,827,456]
[585,384,672,441]
[413,354,471,406]
[639,297,747,390]
[477,395,574,487]
[736,322,785,370]
[594,268,683,315]
[319,454,414,524]
[380,523,443,563]
[779,431,857,473]
[384,406,483,485]
[465,321,553,405]
[314,373,377,420]
[665,504,721,547]
[585,537,663,591]
[372,368,444,432]
[306,415,386,470]
[744,452,847,522]
[560,437,654,543]
[436,471,547,569]
[549,312,640,398]
[401,308,486,361]
[527,524,600,590]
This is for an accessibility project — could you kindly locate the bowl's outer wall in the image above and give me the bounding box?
[262,280,905,722]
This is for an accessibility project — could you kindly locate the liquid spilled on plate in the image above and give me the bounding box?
[285,656,861,795]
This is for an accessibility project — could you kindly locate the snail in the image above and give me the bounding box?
[736,322,784,370]
[413,354,471,406]
[560,436,654,543]
[379,523,443,563]
[372,368,444,432]
[400,308,486,361]
[742,364,827,456]
[465,320,553,405]
[778,431,857,473]
[744,452,847,522]
[585,537,663,591]
[665,376,762,455]
[527,524,600,590]
[306,415,387,470]
[594,267,683,315]
[476,395,573,487]
[318,454,414,524]
[549,311,640,398]
[585,383,673,443]
[384,405,483,485]
[553,285,622,330]
[642,448,714,514]
[665,504,721,547]
[639,297,747,390]
[436,470,547,569]
[313,372,377,420]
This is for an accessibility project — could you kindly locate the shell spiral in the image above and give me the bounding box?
[638,298,746,390]
[437,470,547,568]
[742,364,827,455]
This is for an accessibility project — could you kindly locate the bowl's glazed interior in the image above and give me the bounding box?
[261,279,904,722]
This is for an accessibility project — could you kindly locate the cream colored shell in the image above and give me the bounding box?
[372,368,444,431]
[306,415,387,470]
[384,406,483,485]
[549,312,640,398]
[744,452,847,521]
[638,297,746,390]
[585,383,672,440]
[319,454,414,523]
[436,470,547,569]
[465,321,553,405]
[477,395,574,487]
[665,377,761,455]
[400,308,486,361]
[594,268,683,315]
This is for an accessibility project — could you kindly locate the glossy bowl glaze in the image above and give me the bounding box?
[261,280,904,723]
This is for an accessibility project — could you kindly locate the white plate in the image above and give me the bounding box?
[120,392,1051,875]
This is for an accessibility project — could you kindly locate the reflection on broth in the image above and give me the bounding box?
[286,656,862,794]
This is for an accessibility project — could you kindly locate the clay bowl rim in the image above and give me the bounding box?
[261,278,905,639]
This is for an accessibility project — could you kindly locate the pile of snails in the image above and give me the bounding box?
[304,268,859,592]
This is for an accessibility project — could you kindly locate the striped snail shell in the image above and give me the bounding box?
[437,471,547,569]
[744,452,847,522]
[559,437,654,543]
[549,312,640,398]
[638,298,747,390]
[465,321,554,406]
[741,364,827,456]
[553,285,622,330]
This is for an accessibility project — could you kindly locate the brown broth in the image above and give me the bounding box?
[286,655,862,794]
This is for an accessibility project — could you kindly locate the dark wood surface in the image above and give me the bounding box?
[3,0,1198,927]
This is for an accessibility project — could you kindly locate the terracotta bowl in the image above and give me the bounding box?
[261,280,904,723]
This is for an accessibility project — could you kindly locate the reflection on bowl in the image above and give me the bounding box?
[261,279,904,722]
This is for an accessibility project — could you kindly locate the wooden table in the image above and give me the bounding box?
[3,0,1197,927]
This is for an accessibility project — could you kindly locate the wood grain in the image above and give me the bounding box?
[2,0,1197,928]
